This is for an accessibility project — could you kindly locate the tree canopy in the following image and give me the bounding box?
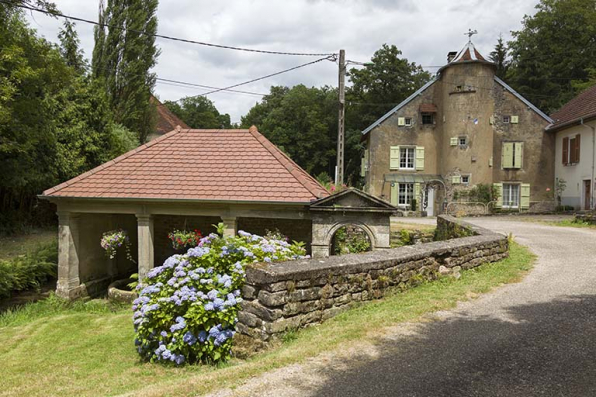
[164,96,232,129]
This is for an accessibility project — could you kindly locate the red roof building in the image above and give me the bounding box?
[148,96,190,141]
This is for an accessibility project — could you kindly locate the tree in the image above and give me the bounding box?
[58,20,86,74]
[164,96,232,129]
[489,34,509,80]
[508,0,596,113]
[93,0,160,143]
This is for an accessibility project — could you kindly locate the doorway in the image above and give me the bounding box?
[426,187,435,216]
[584,180,592,210]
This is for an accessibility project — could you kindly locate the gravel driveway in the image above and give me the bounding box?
[210,217,596,397]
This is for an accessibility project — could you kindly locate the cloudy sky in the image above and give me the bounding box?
[24,0,538,123]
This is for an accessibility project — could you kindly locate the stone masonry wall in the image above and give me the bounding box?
[239,215,508,342]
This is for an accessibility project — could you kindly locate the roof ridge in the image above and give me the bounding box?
[494,76,553,123]
[43,127,186,196]
[247,126,328,200]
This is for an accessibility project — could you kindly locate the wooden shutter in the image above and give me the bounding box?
[575,134,581,163]
[450,137,458,146]
[493,183,503,208]
[489,116,494,125]
[520,183,531,209]
[398,117,405,126]
[390,183,398,205]
[415,146,425,170]
[511,115,519,124]
[452,175,461,184]
[502,142,514,168]
[514,142,524,169]
[562,137,569,165]
[390,146,400,169]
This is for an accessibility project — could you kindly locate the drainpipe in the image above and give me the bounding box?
[580,118,596,210]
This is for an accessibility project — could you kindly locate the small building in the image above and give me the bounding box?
[41,126,329,299]
[147,95,190,142]
[547,85,596,210]
[360,39,555,214]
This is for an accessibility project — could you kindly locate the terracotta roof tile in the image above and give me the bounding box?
[43,127,329,203]
[549,85,596,130]
[151,95,190,135]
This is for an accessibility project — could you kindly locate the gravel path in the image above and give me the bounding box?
[208,217,596,397]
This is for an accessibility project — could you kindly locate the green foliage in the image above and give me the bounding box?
[134,230,308,365]
[458,183,497,204]
[489,34,509,80]
[0,240,57,299]
[58,20,87,74]
[332,226,371,255]
[555,178,567,206]
[507,0,596,113]
[164,96,231,129]
[93,0,160,143]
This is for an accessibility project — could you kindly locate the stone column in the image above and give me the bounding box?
[136,214,154,281]
[56,212,86,299]
[221,216,237,237]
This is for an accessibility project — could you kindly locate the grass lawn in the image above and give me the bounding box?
[0,229,57,260]
[519,217,596,229]
[0,242,534,397]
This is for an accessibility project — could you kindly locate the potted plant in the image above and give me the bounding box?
[168,229,203,250]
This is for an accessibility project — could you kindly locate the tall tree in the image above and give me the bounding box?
[164,96,232,129]
[508,0,596,113]
[489,34,509,80]
[91,0,106,79]
[58,20,86,74]
[93,0,160,143]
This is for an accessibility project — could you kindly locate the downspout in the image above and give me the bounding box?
[580,118,596,209]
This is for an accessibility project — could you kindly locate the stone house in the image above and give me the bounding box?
[40,126,329,299]
[360,39,555,214]
[546,85,596,210]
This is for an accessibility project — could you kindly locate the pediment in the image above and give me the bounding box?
[310,188,396,212]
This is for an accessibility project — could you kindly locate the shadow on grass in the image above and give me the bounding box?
[312,295,596,397]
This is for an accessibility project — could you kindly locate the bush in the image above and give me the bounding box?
[332,226,371,255]
[0,241,58,299]
[133,226,308,365]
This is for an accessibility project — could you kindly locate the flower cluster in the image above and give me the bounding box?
[133,226,308,365]
[168,229,203,250]
[100,229,135,262]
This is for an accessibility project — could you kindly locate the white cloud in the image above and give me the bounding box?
[24,0,537,123]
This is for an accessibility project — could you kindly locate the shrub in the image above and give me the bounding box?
[332,226,371,255]
[133,226,308,365]
[0,241,58,299]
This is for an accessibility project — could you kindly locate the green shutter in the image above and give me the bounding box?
[398,117,405,126]
[450,137,458,146]
[390,183,398,205]
[511,115,519,124]
[415,146,425,170]
[489,115,494,125]
[514,142,524,169]
[502,142,514,168]
[493,183,503,208]
[452,175,461,184]
[360,158,366,177]
[520,183,530,209]
[390,146,400,169]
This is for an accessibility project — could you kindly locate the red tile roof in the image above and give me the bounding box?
[548,85,596,131]
[151,96,190,135]
[42,127,329,203]
[419,103,438,113]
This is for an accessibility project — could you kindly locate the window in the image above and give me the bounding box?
[502,184,520,208]
[502,142,523,169]
[399,147,415,169]
[461,175,470,185]
[404,117,412,126]
[503,116,510,123]
[398,183,414,206]
[459,136,468,147]
[421,113,434,125]
[562,134,581,165]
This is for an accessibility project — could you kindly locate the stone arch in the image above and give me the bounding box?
[326,221,377,255]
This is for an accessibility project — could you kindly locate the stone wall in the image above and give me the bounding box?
[239,215,507,343]
[237,217,312,250]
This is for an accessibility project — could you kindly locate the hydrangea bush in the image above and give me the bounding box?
[133,226,308,365]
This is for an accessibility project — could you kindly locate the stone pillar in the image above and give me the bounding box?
[311,217,330,258]
[221,216,237,237]
[56,212,86,299]
[136,214,154,281]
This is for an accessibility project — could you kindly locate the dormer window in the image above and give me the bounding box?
[503,116,510,123]
[422,113,434,125]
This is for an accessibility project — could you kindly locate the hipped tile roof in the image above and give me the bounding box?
[151,96,190,135]
[42,127,329,203]
[548,85,596,131]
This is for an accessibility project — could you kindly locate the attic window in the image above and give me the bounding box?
[404,117,412,126]
[503,116,510,123]
[459,136,468,147]
[421,113,435,125]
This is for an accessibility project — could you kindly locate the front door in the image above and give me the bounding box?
[585,180,591,210]
[426,187,435,216]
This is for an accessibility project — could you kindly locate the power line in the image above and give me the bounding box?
[7,1,336,57]
[155,78,268,97]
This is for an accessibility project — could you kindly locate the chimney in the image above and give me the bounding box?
[447,51,457,63]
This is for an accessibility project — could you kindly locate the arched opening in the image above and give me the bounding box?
[329,224,373,256]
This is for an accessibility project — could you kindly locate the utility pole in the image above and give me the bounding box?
[335,49,346,186]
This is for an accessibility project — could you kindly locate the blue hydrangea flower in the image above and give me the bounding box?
[183,331,197,345]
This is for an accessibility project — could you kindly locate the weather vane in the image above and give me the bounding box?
[465,28,478,42]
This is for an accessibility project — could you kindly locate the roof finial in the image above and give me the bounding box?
[465,28,478,43]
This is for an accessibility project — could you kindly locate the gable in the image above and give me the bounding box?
[310,188,396,212]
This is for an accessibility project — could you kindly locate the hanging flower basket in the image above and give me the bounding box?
[168,229,203,250]
[101,229,135,262]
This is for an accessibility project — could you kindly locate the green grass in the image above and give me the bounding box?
[520,218,596,229]
[0,229,57,260]
[0,242,534,397]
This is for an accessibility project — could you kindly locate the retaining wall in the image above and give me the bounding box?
[239,215,508,342]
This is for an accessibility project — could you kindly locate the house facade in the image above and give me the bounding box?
[547,85,596,210]
[360,40,555,214]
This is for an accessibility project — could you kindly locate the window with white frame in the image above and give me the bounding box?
[503,116,510,123]
[502,183,520,208]
[398,183,414,206]
[399,147,415,169]
[405,117,412,126]
[461,175,470,185]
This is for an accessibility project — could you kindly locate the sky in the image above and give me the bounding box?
[24,0,538,123]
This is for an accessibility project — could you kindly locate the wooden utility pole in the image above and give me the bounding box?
[335,49,346,185]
